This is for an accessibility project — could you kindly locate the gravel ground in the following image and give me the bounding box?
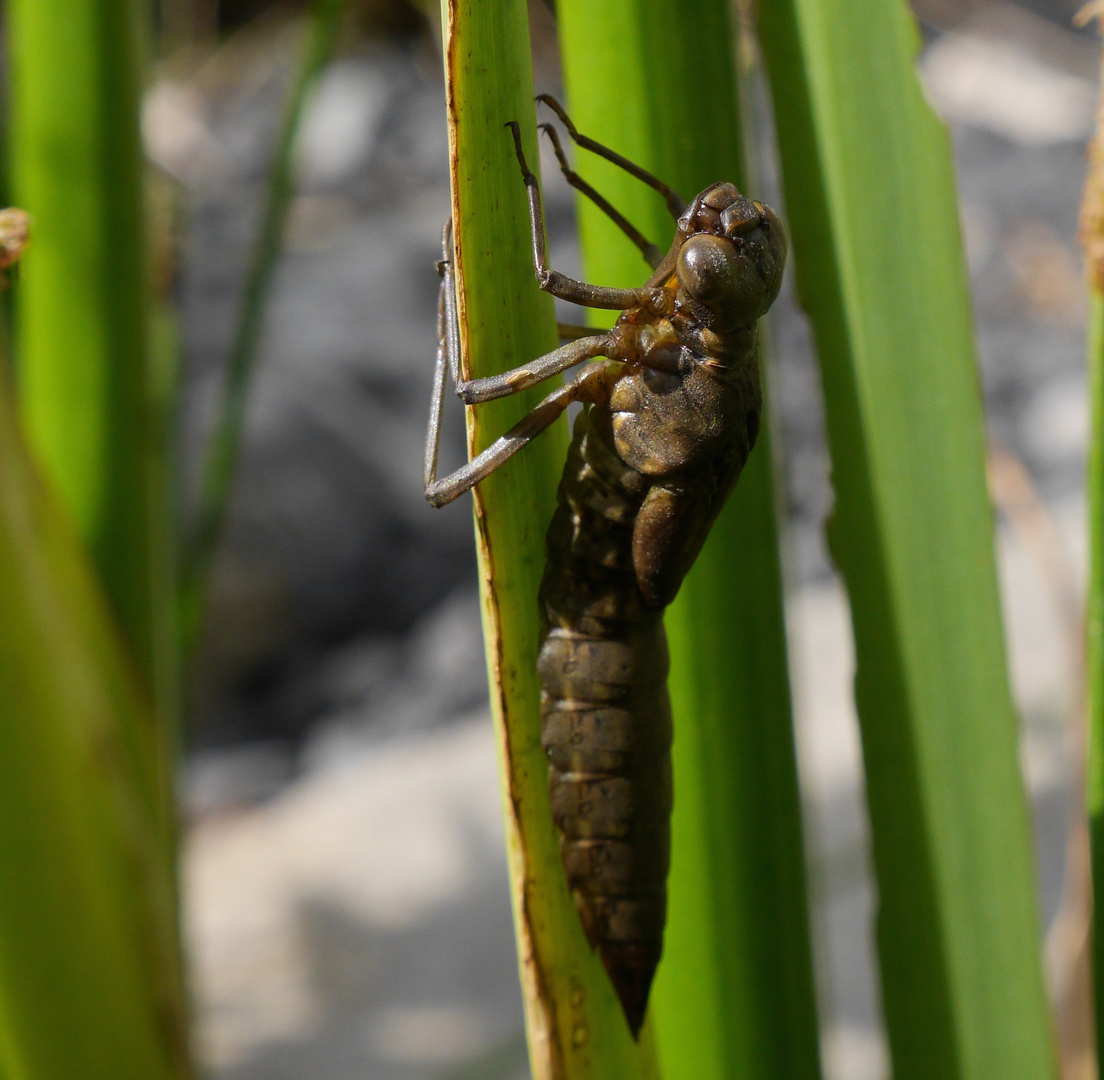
[166,5,1096,1077]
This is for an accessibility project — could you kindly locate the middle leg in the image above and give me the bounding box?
[425,360,618,508]
[424,221,618,505]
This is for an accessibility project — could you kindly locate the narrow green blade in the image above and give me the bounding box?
[440,1,660,1074]
[1084,280,1104,1066]
[757,2,1057,1077]
[8,0,177,824]
[185,0,348,614]
[1082,90,1104,1065]
[0,366,187,1079]
[554,4,822,1076]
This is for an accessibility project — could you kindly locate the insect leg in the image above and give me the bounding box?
[507,122,665,313]
[437,218,615,405]
[425,220,616,506]
[538,123,663,270]
[456,335,613,404]
[558,322,597,342]
[536,94,686,219]
[423,238,455,499]
[425,362,610,508]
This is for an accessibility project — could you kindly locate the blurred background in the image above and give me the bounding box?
[140,0,1095,1076]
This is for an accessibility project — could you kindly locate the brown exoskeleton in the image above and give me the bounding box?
[424,96,787,1036]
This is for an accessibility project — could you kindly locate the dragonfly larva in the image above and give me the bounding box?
[424,96,787,1035]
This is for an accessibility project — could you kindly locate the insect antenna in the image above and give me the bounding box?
[536,94,686,218]
[538,123,663,269]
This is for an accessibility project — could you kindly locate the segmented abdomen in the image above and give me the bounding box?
[537,405,673,1035]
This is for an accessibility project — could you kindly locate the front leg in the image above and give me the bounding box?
[538,122,663,270]
[505,122,670,316]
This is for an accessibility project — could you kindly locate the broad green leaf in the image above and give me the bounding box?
[440,1,660,1074]
[554,3,822,1078]
[0,366,188,1079]
[758,1,1057,1077]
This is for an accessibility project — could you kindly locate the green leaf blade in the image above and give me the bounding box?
[441,2,661,1074]
[555,3,822,1077]
[10,0,154,667]
[0,373,187,1080]
[1085,286,1104,1066]
[7,0,180,844]
[186,0,349,609]
[758,1,1058,1077]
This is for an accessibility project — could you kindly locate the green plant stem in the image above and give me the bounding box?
[0,358,189,1079]
[184,0,347,620]
[440,0,662,1073]
[758,1,1057,1077]
[8,0,179,824]
[554,3,822,1077]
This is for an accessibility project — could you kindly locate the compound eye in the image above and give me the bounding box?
[676,233,741,304]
